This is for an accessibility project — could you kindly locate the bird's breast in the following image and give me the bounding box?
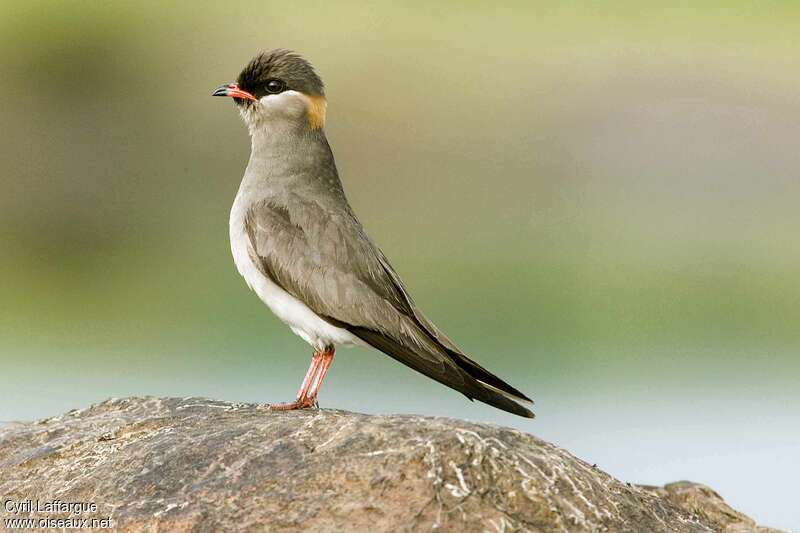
[228,192,362,351]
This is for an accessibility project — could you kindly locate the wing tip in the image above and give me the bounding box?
[478,379,535,406]
[471,382,536,419]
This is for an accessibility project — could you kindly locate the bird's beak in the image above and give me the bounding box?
[212,83,256,101]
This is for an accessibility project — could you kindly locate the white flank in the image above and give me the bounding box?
[229,192,363,351]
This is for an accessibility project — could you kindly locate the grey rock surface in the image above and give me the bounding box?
[0,397,782,532]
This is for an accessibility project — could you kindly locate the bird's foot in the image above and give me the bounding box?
[268,397,317,411]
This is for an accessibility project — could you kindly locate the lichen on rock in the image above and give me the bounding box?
[0,397,783,532]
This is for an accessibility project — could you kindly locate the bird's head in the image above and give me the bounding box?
[213,49,326,135]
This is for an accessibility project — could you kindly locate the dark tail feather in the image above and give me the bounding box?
[446,350,533,403]
[348,326,534,418]
[468,382,535,418]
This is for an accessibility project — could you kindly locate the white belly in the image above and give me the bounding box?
[229,198,362,351]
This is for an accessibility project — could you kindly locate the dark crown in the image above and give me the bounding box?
[237,49,325,99]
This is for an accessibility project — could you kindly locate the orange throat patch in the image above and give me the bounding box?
[305,95,327,130]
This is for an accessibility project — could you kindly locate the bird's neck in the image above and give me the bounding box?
[249,120,307,156]
[240,123,338,192]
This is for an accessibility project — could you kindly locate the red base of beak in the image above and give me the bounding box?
[212,83,256,100]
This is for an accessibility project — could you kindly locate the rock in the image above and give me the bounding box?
[0,397,781,532]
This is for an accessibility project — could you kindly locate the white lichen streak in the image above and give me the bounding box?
[446,460,470,498]
[359,448,406,457]
[316,419,355,449]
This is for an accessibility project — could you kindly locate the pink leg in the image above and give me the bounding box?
[296,352,323,401]
[269,351,324,410]
[305,348,335,405]
[269,348,335,411]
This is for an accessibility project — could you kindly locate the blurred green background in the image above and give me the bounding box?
[1,1,798,529]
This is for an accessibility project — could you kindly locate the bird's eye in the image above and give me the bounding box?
[265,79,285,94]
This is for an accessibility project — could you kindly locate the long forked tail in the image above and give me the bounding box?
[447,349,534,405]
[455,354,535,418]
[348,326,535,418]
[467,380,535,418]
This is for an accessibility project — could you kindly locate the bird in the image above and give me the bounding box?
[212,50,534,418]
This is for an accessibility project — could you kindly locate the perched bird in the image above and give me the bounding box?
[213,50,534,418]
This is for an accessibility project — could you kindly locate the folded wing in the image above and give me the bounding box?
[244,195,534,418]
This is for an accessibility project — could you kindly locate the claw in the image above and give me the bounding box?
[265,348,335,412]
[268,397,316,411]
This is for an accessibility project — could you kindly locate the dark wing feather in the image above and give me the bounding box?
[372,251,533,403]
[244,194,533,417]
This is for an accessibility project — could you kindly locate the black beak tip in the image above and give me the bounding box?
[212,85,230,97]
